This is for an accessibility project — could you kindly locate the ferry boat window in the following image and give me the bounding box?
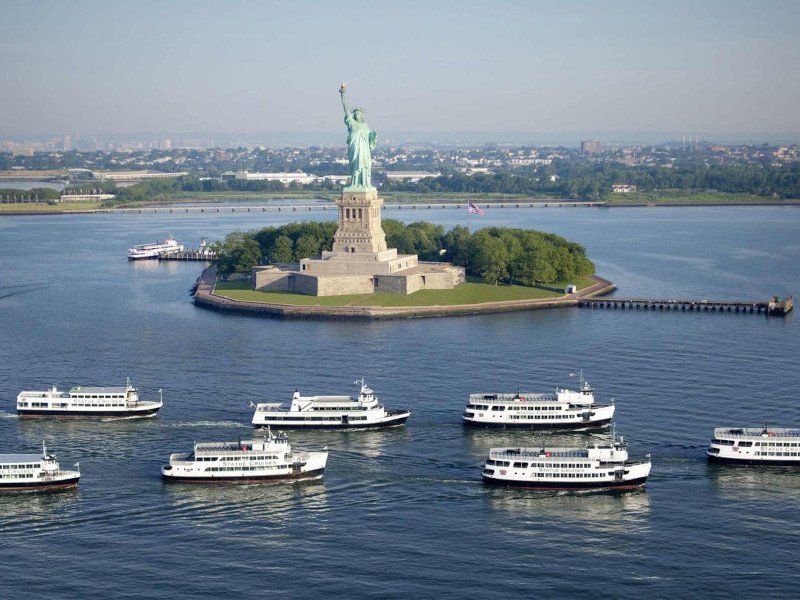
[738,441,753,447]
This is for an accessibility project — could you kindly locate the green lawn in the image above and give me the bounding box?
[604,191,785,205]
[0,202,102,213]
[214,277,594,307]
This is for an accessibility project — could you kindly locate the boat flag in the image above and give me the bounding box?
[467,202,485,216]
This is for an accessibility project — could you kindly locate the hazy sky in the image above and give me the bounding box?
[2,0,799,136]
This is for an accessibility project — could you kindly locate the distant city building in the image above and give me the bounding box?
[612,184,637,193]
[93,170,189,182]
[59,192,116,203]
[62,135,72,151]
[383,171,440,182]
[222,171,317,185]
[581,140,601,154]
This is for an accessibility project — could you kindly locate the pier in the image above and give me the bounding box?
[578,296,793,316]
[158,250,215,262]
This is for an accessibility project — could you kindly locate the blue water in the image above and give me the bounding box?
[0,206,798,599]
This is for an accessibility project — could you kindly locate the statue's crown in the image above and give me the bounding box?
[353,107,365,113]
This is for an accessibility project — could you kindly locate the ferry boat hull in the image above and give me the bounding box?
[0,475,80,492]
[254,410,410,430]
[707,454,800,467]
[463,416,612,430]
[17,406,161,419]
[162,468,325,484]
[482,475,648,491]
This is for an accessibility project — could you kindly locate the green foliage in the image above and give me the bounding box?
[213,230,262,275]
[0,187,61,202]
[212,219,594,285]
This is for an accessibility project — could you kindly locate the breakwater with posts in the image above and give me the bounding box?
[111,201,605,215]
[578,296,793,316]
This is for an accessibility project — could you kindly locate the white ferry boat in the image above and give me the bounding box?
[463,376,614,429]
[127,235,183,260]
[161,429,328,483]
[16,379,163,419]
[707,427,800,466]
[482,436,651,490]
[251,379,411,430]
[0,442,80,492]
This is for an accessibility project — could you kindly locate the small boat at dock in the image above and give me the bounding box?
[127,235,183,260]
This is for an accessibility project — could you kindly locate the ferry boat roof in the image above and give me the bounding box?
[302,395,358,403]
[714,427,800,438]
[490,447,592,458]
[194,433,289,452]
[69,386,130,394]
[0,453,43,463]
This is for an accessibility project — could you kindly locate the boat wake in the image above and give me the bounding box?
[171,420,245,429]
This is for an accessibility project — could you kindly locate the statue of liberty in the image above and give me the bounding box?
[340,83,377,190]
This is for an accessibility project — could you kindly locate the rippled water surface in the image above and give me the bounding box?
[0,206,799,598]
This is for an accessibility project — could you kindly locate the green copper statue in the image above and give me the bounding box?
[340,83,377,190]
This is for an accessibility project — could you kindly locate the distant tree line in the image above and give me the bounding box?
[378,162,800,200]
[0,187,61,202]
[11,160,796,207]
[212,220,594,286]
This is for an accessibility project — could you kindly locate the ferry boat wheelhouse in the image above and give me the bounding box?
[16,380,163,418]
[0,442,80,492]
[161,429,328,483]
[707,427,800,466]
[127,235,183,260]
[463,377,614,429]
[482,436,651,490]
[251,379,411,430]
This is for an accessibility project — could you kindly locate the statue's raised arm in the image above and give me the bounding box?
[339,83,350,119]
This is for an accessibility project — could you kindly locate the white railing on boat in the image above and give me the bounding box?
[715,428,800,438]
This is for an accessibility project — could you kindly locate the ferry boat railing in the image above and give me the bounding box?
[715,428,800,439]
[491,449,589,459]
[470,393,556,403]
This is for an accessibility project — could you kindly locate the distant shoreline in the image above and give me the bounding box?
[2,199,799,216]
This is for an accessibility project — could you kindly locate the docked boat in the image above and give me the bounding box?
[16,379,163,418]
[707,427,800,466]
[0,442,80,492]
[161,429,328,483]
[127,235,183,260]
[463,375,614,429]
[482,435,651,490]
[251,379,410,429]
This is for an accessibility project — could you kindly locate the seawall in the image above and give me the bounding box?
[192,266,616,321]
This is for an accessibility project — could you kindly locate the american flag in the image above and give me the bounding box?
[467,201,485,216]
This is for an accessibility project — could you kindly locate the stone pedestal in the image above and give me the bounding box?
[330,188,387,254]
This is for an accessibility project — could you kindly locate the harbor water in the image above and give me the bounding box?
[0,205,798,598]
